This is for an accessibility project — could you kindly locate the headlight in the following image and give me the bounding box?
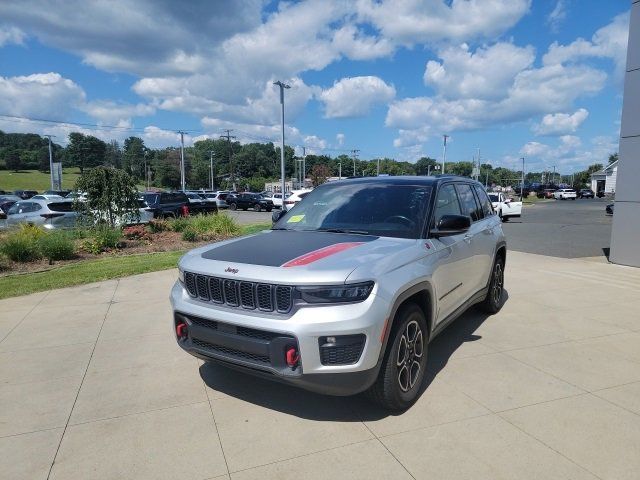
[296,282,374,304]
[178,267,185,284]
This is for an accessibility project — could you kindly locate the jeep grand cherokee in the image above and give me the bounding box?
[171,176,506,410]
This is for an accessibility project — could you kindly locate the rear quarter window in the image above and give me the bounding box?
[455,184,483,222]
[47,202,74,212]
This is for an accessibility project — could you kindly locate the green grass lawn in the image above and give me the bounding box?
[0,168,82,192]
[241,222,271,235]
[0,251,184,300]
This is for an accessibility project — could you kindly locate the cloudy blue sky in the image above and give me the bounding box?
[0,0,631,174]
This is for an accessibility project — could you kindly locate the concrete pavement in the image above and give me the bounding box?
[2,251,640,479]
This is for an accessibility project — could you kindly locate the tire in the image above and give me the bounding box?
[254,203,261,212]
[266,207,272,212]
[480,255,505,314]
[502,216,509,222]
[366,303,428,411]
[229,203,237,211]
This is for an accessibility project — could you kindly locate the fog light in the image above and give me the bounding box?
[325,336,336,345]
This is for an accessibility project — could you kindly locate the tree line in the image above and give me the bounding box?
[0,130,613,191]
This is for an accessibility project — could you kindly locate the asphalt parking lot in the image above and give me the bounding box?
[502,197,612,259]
[225,209,275,225]
[3,250,640,480]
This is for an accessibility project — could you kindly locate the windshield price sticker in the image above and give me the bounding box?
[287,214,305,223]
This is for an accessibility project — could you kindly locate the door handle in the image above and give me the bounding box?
[463,234,473,243]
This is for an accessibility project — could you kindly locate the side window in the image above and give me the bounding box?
[433,184,462,225]
[473,186,494,217]
[455,184,482,222]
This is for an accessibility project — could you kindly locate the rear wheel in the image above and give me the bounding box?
[366,303,428,411]
[254,203,262,212]
[229,203,237,211]
[480,255,505,314]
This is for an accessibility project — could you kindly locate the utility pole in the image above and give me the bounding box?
[220,129,236,190]
[552,165,556,186]
[377,158,380,176]
[43,135,56,190]
[485,169,489,188]
[274,80,290,205]
[177,131,187,191]
[351,149,359,176]
[338,161,342,180]
[302,146,306,189]
[520,157,525,201]
[209,150,215,191]
[442,134,449,174]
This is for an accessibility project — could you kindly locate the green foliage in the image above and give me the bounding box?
[170,216,190,232]
[148,219,170,233]
[0,252,9,271]
[189,214,240,237]
[123,136,147,179]
[65,132,107,173]
[181,227,198,242]
[310,164,331,186]
[0,229,42,262]
[74,166,140,228]
[19,223,46,240]
[38,231,75,262]
[81,227,122,254]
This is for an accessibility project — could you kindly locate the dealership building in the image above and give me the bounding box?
[610,0,640,267]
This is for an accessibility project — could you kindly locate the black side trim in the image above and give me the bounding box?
[431,287,488,339]
[438,282,462,301]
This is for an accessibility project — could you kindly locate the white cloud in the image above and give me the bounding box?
[336,133,345,146]
[0,24,25,46]
[82,101,155,124]
[319,76,396,119]
[331,24,394,60]
[356,0,531,46]
[0,73,86,119]
[546,0,568,32]
[424,42,535,101]
[543,12,630,81]
[533,108,589,136]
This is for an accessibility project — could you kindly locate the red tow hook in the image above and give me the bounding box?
[285,347,300,368]
[181,205,190,216]
[176,322,188,340]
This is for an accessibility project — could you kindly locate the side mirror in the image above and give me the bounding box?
[432,215,471,238]
[272,209,286,223]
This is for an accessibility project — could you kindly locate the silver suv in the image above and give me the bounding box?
[171,176,506,410]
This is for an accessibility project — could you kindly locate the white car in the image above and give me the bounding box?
[31,194,66,201]
[283,189,312,208]
[487,192,522,222]
[270,193,284,209]
[554,189,577,200]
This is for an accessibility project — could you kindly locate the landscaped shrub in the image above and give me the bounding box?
[0,229,41,262]
[38,231,75,263]
[148,219,169,233]
[190,214,241,237]
[19,223,46,240]
[81,227,123,254]
[170,216,190,233]
[181,226,198,242]
[0,252,10,271]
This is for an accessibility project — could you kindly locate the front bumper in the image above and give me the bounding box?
[170,280,388,395]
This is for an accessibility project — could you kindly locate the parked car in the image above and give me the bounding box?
[199,191,230,209]
[172,176,506,410]
[183,192,218,215]
[606,203,614,215]
[487,192,522,221]
[554,189,577,200]
[578,189,595,199]
[0,195,21,220]
[283,189,312,208]
[13,190,38,200]
[270,192,284,209]
[226,193,273,211]
[32,194,65,201]
[66,191,88,202]
[142,192,190,218]
[43,190,71,197]
[5,199,78,229]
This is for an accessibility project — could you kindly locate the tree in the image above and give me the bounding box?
[105,140,122,168]
[5,149,21,171]
[66,132,107,173]
[608,153,618,165]
[310,164,331,186]
[74,166,140,228]
[415,157,438,175]
[123,137,147,179]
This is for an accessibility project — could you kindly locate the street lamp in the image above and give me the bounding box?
[209,150,215,191]
[441,134,449,174]
[274,80,290,207]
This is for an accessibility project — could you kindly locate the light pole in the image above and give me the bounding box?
[520,157,525,201]
[377,158,380,176]
[441,134,449,174]
[44,135,56,190]
[274,80,290,206]
[178,131,186,191]
[338,161,342,180]
[209,150,214,191]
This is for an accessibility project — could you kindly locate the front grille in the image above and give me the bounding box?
[192,338,270,364]
[320,335,366,365]
[184,272,293,313]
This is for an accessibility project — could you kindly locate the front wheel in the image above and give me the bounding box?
[254,203,261,212]
[229,203,237,211]
[366,303,428,411]
[480,255,505,314]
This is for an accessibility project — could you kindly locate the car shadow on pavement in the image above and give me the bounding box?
[199,292,505,421]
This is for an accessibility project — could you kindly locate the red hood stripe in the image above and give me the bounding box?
[281,242,365,267]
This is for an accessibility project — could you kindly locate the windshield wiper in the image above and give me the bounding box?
[316,228,371,235]
[271,227,291,231]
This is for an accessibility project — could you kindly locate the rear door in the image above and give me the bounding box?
[472,185,499,288]
[429,183,473,324]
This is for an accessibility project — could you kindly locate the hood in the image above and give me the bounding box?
[179,230,420,285]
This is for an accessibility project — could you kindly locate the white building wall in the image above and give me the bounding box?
[610,0,640,267]
[606,166,618,193]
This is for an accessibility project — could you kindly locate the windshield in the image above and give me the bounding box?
[273,182,432,239]
[488,193,499,202]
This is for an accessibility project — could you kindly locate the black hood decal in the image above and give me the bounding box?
[201,231,378,267]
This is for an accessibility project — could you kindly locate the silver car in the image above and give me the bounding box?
[171,176,506,410]
[6,198,78,229]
